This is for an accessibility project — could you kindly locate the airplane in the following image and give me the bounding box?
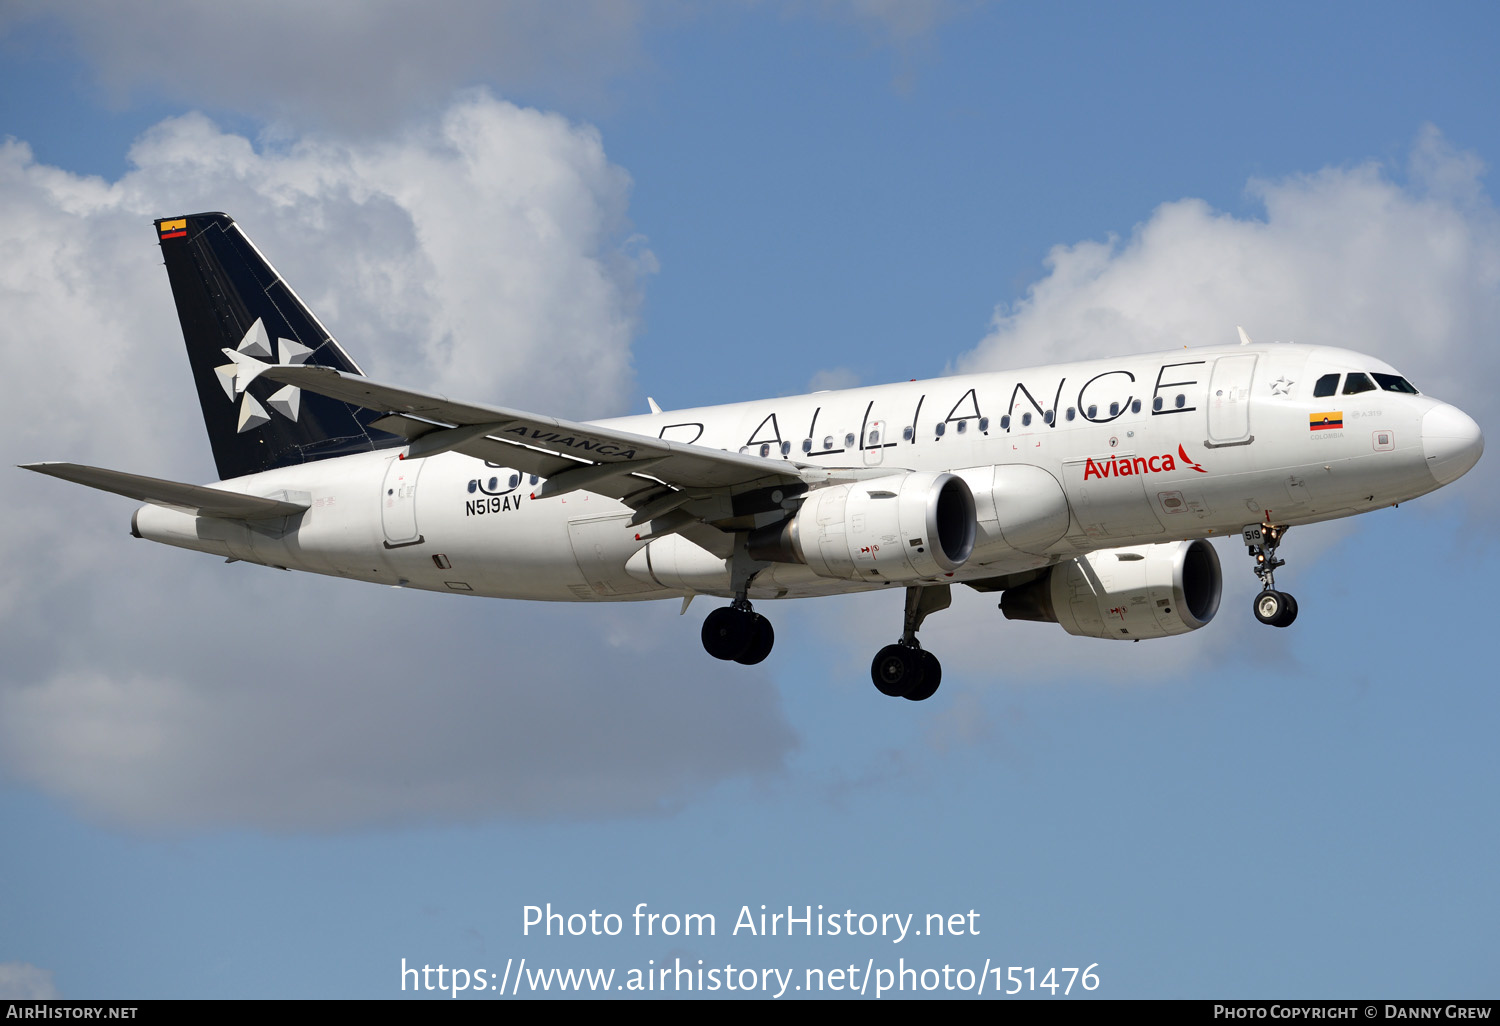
[23,213,1485,701]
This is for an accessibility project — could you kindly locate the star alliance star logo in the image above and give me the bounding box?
[214,318,310,433]
[1270,376,1294,396]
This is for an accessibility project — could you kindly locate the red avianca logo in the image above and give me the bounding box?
[1083,444,1206,481]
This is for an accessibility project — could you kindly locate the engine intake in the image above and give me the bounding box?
[1000,538,1222,640]
[749,471,976,583]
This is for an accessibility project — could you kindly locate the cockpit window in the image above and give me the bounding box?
[1373,372,1419,395]
[1342,373,1376,395]
[1313,373,1340,398]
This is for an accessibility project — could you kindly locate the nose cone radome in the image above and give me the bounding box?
[1422,403,1484,485]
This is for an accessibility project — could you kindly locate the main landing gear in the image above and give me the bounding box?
[703,540,776,665]
[700,577,952,701]
[1243,518,1298,628]
[870,585,950,702]
[701,598,775,665]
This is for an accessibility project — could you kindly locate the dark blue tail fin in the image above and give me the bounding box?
[155,212,401,480]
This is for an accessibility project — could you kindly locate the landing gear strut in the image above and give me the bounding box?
[1243,517,1298,628]
[703,537,776,665]
[870,585,949,701]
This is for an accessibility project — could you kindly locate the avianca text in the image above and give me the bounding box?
[1082,447,1206,481]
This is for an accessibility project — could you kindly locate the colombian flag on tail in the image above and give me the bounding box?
[1310,411,1343,431]
[158,218,187,241]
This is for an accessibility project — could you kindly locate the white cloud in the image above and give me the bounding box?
[0,963,60,999]
[1,1,651,133]
[1,2,972,134]
[0,587,797,830]
[960,126,1500,432]
[0,98,795,830]
[807,366,862,392]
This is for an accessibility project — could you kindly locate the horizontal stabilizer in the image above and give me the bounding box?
[20,463,309,519]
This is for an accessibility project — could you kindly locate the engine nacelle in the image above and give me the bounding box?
[1000,539,1222,640]
[749,471,977,583]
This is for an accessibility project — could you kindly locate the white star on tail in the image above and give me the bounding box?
[213,318,313,433]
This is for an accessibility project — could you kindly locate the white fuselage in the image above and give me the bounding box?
[132,343,1474,603]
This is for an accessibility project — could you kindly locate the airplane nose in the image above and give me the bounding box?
[1421,403,1484,485]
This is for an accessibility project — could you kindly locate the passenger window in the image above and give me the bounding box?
[1175,394,1186,409]
[1109,402,1120,417]
[1152,396,1163,412]
[1130,399,1141,414]
[1343,373,1376,395]
[978,417,989,432]
[1000,415,1010,430]
[1066,407,1076,421]
[901,426,913,441]
[1021,413,1032,427]
[1313,373,1340,398]
[1373,373,1419,394]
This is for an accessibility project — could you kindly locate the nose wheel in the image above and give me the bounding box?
[1243,517,1298,628]
[1252,588,1298,628]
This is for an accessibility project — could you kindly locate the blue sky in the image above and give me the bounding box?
[1,1,1496,1000]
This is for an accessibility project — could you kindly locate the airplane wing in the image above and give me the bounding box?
[261,365,814,553]
[21,463,308,519]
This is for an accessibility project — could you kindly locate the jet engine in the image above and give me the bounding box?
[999,539,1221,640]
[748,471,977,583]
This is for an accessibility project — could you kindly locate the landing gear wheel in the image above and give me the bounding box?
[734,613,775,665]
[872,644,926,698]
[870,586,951,701]
[1253,589,1293,627]
[1273,592,1298,628]
[903,650,942,702]
[702,606,753,661]
[1244,519,1300,627]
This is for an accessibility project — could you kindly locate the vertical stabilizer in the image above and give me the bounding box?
[155,213,401,480]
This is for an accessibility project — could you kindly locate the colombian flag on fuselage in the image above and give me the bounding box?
[1310,411,1343,431]
[158,218,187,240]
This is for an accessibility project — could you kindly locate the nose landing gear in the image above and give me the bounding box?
[1243,518,1298,628]
[870,585,950,701]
